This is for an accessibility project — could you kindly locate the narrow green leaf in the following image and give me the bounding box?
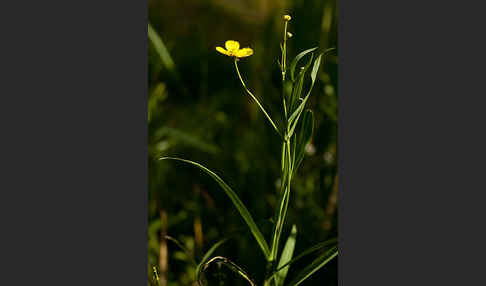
[200,238,228,266]
[294,110,314,171]
[159,157,270,258]
[310,53,322,85]
[287,53,323,137]
[288,69,304,114]
[289,47,318,81]
[288,53,313,114]
[197,256,256,286]
[287,246,338,286]
[288,100,304,128]
[324,47,337,55]
[275,225,297,286]
[148,23,175,72]
[267,238,337,280]
[196,238,229,279]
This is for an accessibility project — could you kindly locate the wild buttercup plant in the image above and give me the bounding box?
[160,15,337,286]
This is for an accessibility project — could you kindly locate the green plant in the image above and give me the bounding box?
[160,15,337,286]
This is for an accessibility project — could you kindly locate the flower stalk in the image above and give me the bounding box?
[234,59,281,138]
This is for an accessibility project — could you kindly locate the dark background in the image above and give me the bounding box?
[148,0,338,285]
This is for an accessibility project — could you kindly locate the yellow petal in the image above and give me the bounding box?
[235,48,254,58]
[225,40,240,52]
[216,46,230,56]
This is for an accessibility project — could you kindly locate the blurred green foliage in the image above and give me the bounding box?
[148,0,338,285]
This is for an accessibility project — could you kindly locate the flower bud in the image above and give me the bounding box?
[283,15,291,21]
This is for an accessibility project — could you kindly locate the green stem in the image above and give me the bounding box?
[234,59,281,138]
[265,18,292,286]
[282,21,288,81]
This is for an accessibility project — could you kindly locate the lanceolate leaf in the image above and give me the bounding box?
[197,256,256,286]
[288,54,314,114]
[288,53,323,138]
[290,47,318,81]
[275,225,297,286]
[310,52,322,85]
[159,157,270,258]
[199,238,229,266]
[267,238,337,281]
[287,246,338,286]
[196,238,229,281]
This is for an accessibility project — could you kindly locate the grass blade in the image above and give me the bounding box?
[267,238,337,281]
[287,246,338,286]
[289,47,318,82]
[310,53,322,84]
[196,238,229,281]
[288,53,323,137]
[200,238,229,265]
[197,256,256,286]
[288,53,313,114]
[275,225,297,286]
[159,157,271,258]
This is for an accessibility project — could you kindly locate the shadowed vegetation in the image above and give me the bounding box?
[149,1,338,285]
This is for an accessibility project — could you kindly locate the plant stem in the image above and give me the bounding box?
[234,59,281,138]
[282,21,289,81]
[265,17,293,286]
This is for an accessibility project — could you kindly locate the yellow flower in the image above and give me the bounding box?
[216,40,254,58]
[283,15,291,21]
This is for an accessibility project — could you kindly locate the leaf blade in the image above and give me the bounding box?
[288,53,313,114]
[289,47,318,82]
[275,225,297,286]
[196,238,229,279]
[268,237,337,280]
[287,246,338,286]
[200,238,229,265]
[287,53,323,138]
[197,256,256,286]
[159,157,270,258]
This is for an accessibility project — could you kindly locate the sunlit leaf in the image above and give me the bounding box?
[289,47,318,81]
[196,238,229,277]
[159,157,271,258]
[288,53,323,137]
[267,238,337,281]
[288,54,313,114]
[197,256,256,286]
[275,225,297,286]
